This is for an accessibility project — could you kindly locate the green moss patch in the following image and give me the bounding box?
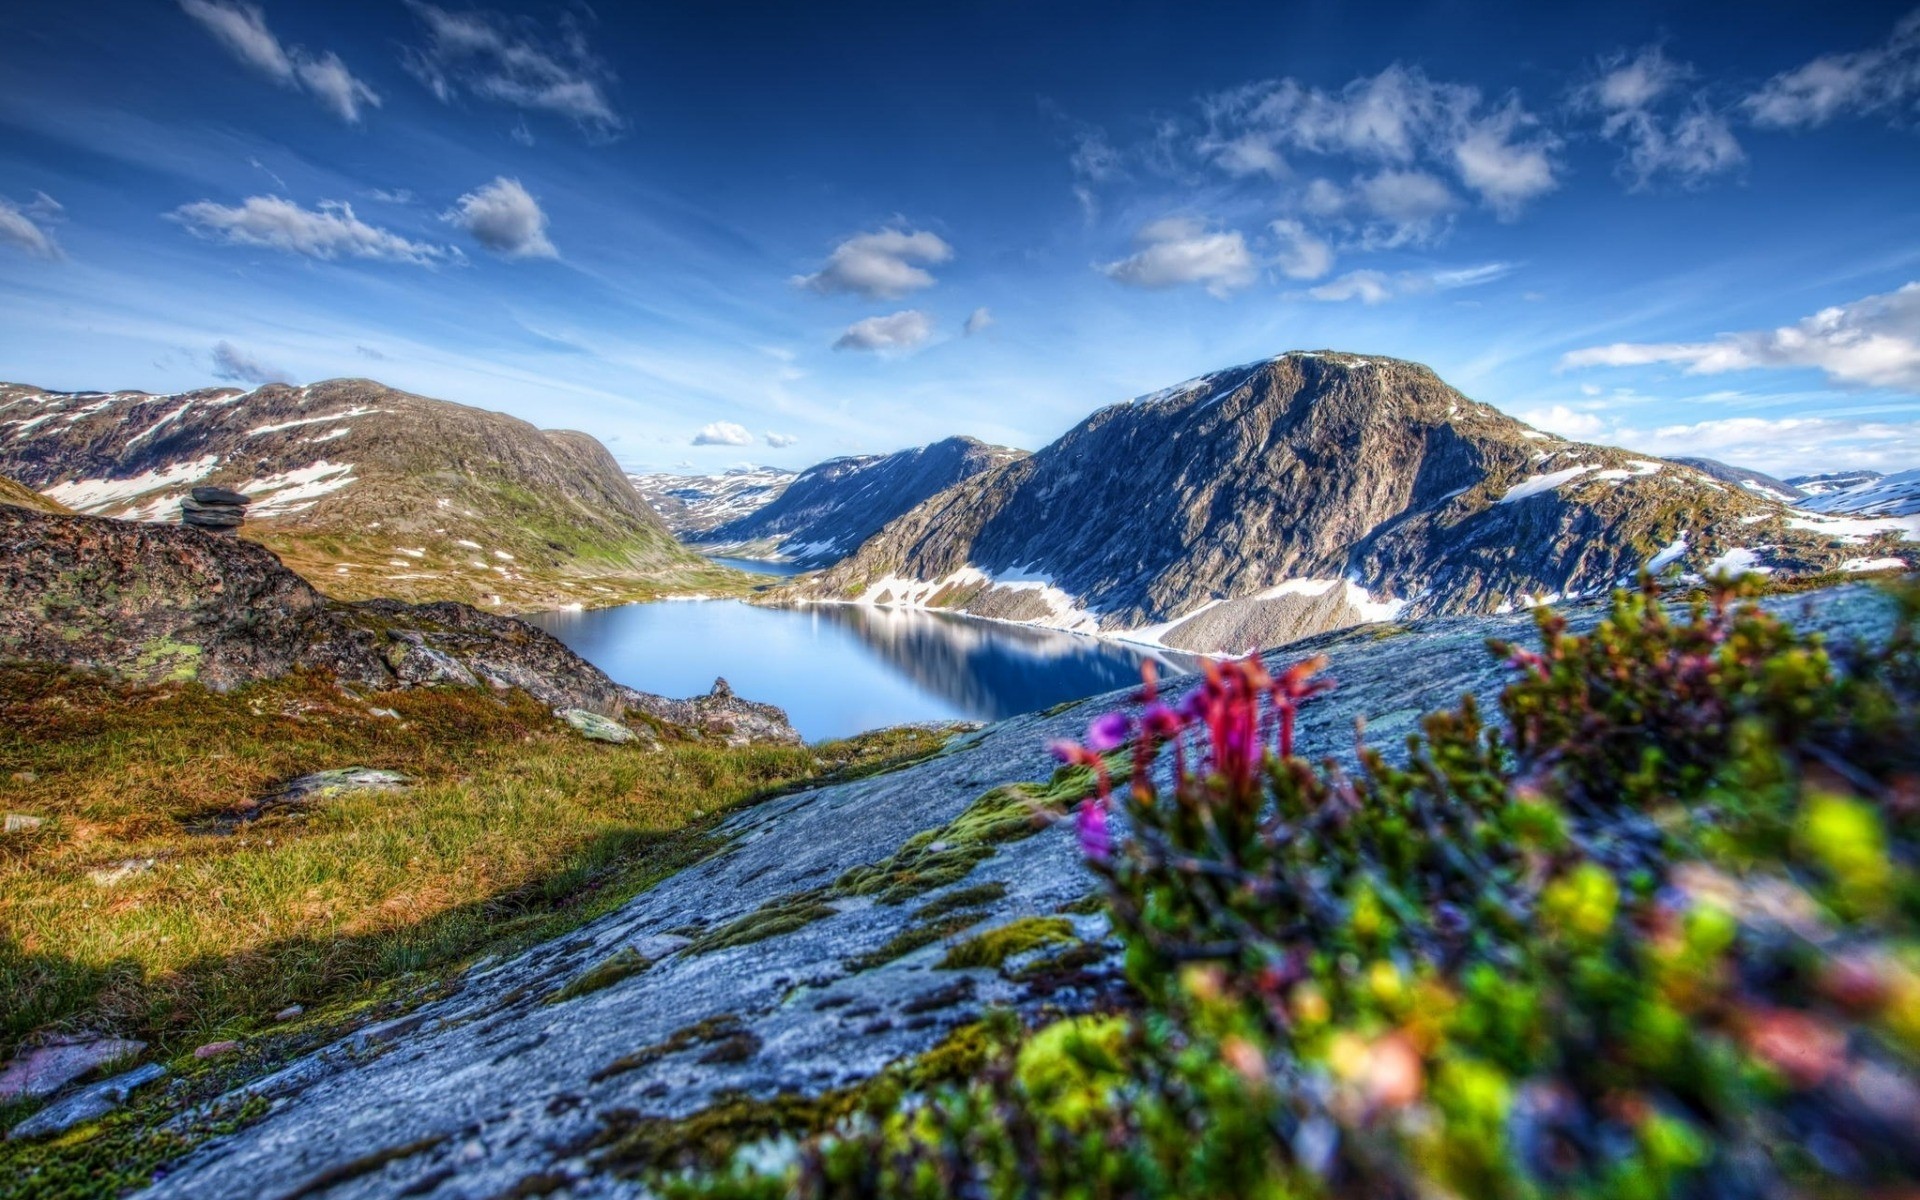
[936,917,1077,971]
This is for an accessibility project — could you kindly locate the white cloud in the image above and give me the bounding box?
[963,306,994,335]
[692,421,753,447]
[1101,217,1256,297]
[0,193,63,260]
[1745,9,1920,128]
[1305,261,1512,304]
[1515,404,1607,438]
[403,2,620,131]
[178,0,379,123]
[1561,282,1920,392]
[1299,177,1347,216]
[1581,48,1744,189]
[443,176,556,259]
[210,340,290,385]
[765,431,800,448]
[1196,65,1560,218]
[1581,414,1920,476]
[795,228,953,299]
[1355,169,1459,243]
[170,195,460,265]
[833,309,935,352]
[1268,218,1333,280]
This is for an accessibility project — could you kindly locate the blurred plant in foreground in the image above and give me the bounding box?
[673,579,1920,1200]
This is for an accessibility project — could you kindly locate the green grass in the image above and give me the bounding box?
[0,665,935,1061]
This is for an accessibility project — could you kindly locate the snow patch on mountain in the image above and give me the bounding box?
[44,454,222,513]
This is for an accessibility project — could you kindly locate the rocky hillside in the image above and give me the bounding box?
[1798,468,1920,517]
[0,505,796,745]
[0,379,744,613]
[629,465,797,537]
[0,474,69,514]
[696,436,1027,566]
[783,352,1913,653]
[1666,455,1805,502]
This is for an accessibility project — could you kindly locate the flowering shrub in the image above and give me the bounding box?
[672,580,1920,1200]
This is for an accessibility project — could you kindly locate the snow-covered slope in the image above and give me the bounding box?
[1788,470,1884,497]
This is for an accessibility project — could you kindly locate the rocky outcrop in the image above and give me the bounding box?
[0,506,799,744]
[782,352,1911,653]
[694,436,1028,566]
[0,378,718,612]
[179,485,249,533]
[127,584,1901,1200]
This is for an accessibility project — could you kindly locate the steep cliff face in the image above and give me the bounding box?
[0,379,730,612]
[0,506,797,744]
[694,436,1028,565]
[786,352,1912,652]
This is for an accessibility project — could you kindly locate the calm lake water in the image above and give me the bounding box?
[526,600,1200,742]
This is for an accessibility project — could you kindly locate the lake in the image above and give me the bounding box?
[526,599,1201,742]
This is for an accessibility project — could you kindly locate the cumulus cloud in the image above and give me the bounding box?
[1268,219,1333,280]
[1101,217,1256,297]
[403,2,620,132]
[1566,413,1920,476]
[1354,168,1459,244]
[179,0,379,123]
[691,421,753,447]
[1560,282,1920,392]
[170,195,460,265]
[963,306,994,335]
[210,340,290,385]
[795,228,953,299]
[1514,404,1608,438]
[1195,65,1561,219]
[764,432,800,448]
[833,310,935,352]
[1305,261,1512,304]
[0,192,63,260]
[1745,9,1920,128]
[1577,47,1744,189]
[442,176,556,259]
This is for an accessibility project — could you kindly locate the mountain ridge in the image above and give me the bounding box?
[779,351,1914,652]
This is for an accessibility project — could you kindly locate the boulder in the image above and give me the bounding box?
[557,708,644,745]
[190,486,252,507]
[0,1037,146,1103]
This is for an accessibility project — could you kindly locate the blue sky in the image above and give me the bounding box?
[1,0,1917,476]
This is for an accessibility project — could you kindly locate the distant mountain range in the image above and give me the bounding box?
[629,466,797,537]
[1665,457,1806,503]
[775,351,1913,653]
[655,436,1027,567]
[1788,470,1883,496]
[1796,469,1920,517]
[0,379,741,613]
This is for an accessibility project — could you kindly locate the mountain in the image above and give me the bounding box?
[1789,469,1884,496]
[0,473,70,514]
[782,351,1911,653]
[1797,468,1920,517]
[0,504,797,743]
[1665,456,1806,502]
[693,436,1028,565]
[629,465,797,537]
[0,379,744,613]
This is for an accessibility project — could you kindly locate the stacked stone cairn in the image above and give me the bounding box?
[179,486,250,534]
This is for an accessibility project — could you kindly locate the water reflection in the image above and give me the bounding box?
[702,555,806,577]
[526,599,1199,742]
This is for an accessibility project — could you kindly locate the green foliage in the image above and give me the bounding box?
[669,578,1920,1200]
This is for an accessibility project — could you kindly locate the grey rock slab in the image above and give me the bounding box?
[9,1063,167,1140]
[558,708,642,744]
[135,586,1899,1200]
[0,1037,147,1103]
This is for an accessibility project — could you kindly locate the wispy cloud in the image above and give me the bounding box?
[691,421,752,446]
[170,195,461,265]
[178,0,380,123]
[833,309,935,352]
[403,2,620,133]
[210,339,290,385]
[764,431,799,448]
[1744,8,1920,128]
[443,176,556,259]
[963,306,994,336]
[1305,261,1513,304]
[795,228,953,299]
[0,193,64,260]
[1102,217,1256,297]
[1561,281,1920,391]
[1577,47,1744,189]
